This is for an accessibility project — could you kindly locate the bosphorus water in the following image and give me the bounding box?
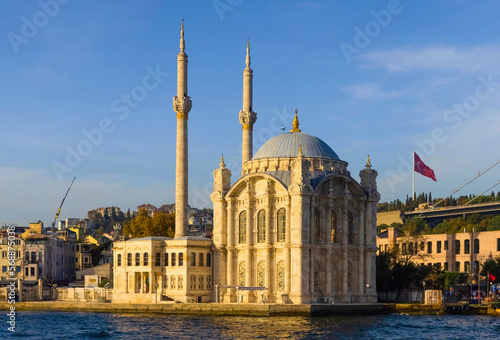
[4,311,500,339]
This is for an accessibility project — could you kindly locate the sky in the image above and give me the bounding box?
[2,0,500,227]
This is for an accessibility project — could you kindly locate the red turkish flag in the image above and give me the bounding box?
[489,273,496,282]
[414,152,436,181]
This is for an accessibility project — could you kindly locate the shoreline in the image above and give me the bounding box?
[3,301,496,316]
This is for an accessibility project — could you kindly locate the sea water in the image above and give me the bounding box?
[3,311,500,339]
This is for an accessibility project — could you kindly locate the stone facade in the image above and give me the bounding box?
[112,236,213,303]
[212,149,379,304]
[378,227,500,273]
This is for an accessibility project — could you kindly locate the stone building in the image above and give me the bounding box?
[112,23,378,304]
[378,227,500,273]
[211,42,379,304]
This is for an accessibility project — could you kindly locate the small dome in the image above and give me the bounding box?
[253,132,339,160]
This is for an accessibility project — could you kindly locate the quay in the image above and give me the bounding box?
[1,301,499,317]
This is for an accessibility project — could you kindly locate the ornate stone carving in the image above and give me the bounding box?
[277,260,285,292]
[257,261,265,287]
[173,96,192,119]
[239,261,246,286]
[239,110,257,128]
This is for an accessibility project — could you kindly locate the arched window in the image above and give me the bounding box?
[190,252,196,266]
[117,254,122,266]
[199,253,204,267]
[277,208,286,242]
[348,212,354,244]
[155,253,161,266]
[179,253,184,266]
[165,253,169,266]
[257,209,266,243]
[143,252,148,266]
[171,253,176,266]
[239,211,247,244]
[127,253,132,266]
[206,253,212,267]
[331,210,337,243]
[135,253,140,266]
[314,208,321,243]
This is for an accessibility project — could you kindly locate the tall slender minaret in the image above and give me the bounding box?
[239,40,257,168]
[172,21,192,238]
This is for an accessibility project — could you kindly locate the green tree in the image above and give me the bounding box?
[122,209,175,238]
[480,256,500,283]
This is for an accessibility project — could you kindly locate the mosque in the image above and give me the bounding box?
[112,23,379,304]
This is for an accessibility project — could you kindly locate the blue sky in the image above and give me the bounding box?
[2,0,500,227]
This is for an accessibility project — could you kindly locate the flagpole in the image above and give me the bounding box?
[412,151,415,203]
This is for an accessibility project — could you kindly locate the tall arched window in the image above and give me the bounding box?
[190,252,196,266]
[171,253,176,266]
[314,208,321,243]
[179,253,184,266]
[257,209,266,243]
[331,210,337,243]
[277,208,286,242]
[206,253,212,267]
[348,211,354,244]
[155,253,161,266]
[199,253,204,267]
[127,253,132,266]
[165,253,169,266]
[117,254,122,266]
[239,211,247,244]
[135,253,140,266]
[143,252,149,266]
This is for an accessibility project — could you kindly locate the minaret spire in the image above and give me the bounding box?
[173,21,192,238]
[239,39,257,168]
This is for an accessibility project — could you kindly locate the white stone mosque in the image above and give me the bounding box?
[112,23,379,304]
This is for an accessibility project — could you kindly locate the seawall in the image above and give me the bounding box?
[0,301,456,316]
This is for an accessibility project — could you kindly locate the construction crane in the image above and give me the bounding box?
[51,177,76,230]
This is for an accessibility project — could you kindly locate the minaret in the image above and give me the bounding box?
[172,21,192,238]
[239,40,257,168]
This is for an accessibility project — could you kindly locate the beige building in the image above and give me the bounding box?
[113,236,212,303]
[210,41,379,304]
[377,227,500,273]
[0,229,24,281]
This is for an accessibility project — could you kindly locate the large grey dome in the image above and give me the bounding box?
[252,132,339,160]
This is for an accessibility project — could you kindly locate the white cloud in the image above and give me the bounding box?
[342,82,399,99]
[358,45,500,73]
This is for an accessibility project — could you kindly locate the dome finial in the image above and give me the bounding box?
[220,154,226,168]
[366,154,372,168]
[290,109,301,132]
[298,144,303,157]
